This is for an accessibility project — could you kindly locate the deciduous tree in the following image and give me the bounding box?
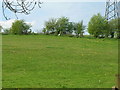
[10,20,32,35]
[74,21,85,37]
[88,13,109,38]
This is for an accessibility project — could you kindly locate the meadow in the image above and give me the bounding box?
[2,35,118,88]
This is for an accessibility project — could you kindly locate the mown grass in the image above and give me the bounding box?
[2,35,118,88]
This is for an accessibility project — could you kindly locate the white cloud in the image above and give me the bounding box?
[0,19,35,29]
[0,19,15,29]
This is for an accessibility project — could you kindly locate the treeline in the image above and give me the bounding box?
[42,17,85,37]
[0,13,120,39]
[42,13,120,38]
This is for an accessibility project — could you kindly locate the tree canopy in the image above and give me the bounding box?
[88,13,109,38]
[74,21,85,37]
[10,20,32,35]
[42,16,85,37]
[108,18,120,38]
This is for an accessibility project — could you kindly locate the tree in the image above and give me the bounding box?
[10,20,32,35]
[74,21,85,37]
[102,20,110,38]
[66,22,74,35]
[109,18,120,38]
[118,18,120,39]
[55,17,69,36]
[44,18,57,34]
[42,28,47,34]
[88,13,109,38]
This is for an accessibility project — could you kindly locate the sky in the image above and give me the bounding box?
[0,1,106,34]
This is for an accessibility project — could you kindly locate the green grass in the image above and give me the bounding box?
[2,35,118,88]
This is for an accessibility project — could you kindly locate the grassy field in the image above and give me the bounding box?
[2,35,118,88]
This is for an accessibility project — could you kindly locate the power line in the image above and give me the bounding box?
[2,0,42,20]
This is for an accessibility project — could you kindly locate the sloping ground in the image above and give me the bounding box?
[2,35,118,88]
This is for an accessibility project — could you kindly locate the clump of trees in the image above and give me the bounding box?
[1,20,33,35]
[88,13,120,38]
[1,14,119,39]
[10,20,32,35]
[42,17,85,37]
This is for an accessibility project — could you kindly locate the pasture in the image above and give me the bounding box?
[2,35,118,88]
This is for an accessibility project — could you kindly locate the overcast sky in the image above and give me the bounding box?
[0,1,106,34]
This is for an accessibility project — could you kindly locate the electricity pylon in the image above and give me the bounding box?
[105,0,119,21]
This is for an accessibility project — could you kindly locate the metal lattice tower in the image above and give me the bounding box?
[105,0,120,21]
